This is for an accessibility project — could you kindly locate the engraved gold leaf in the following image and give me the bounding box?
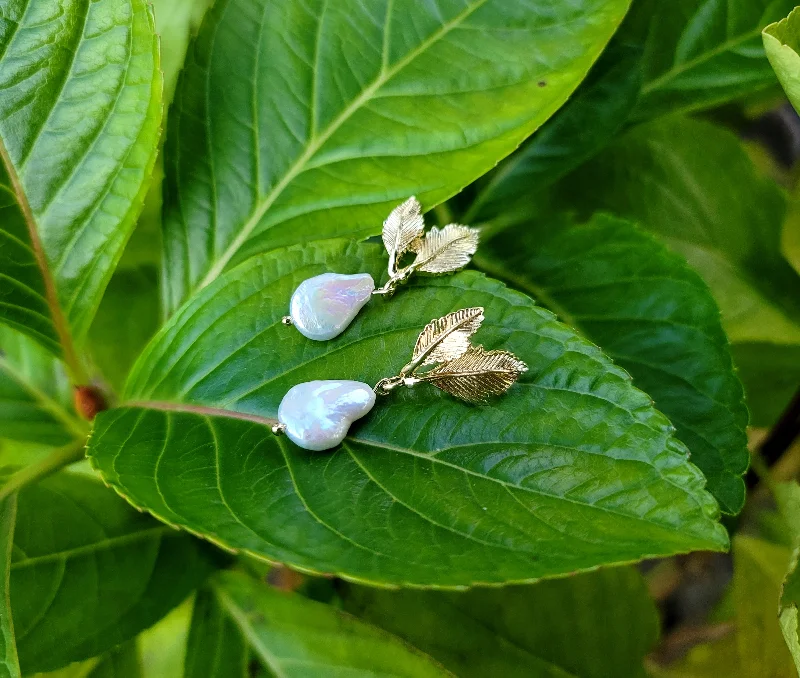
[410,307,484,368]
[409,224,480,274]
[382,196,425,264]
[420,345,528,402]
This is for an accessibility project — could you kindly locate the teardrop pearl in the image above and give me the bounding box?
[278,380,376,451]
[289,273,375,341]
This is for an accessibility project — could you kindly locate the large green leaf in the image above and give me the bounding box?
[554,116,800,347]
[630,0,794,120]
[462,42,642,226]
[342,565,658,678]
[160,0,631,314]
[0,495,19,678]
[476,214,749,513]
[189,570,453,677]
[0,0,162,360]
[87,239,727,588]
[10,473,218,674]
[764,7,800,114]
[0,326,85,446]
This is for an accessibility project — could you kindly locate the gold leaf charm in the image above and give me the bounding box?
[408,224,480,274]
[374,307,527,403]
[408,307,484,370]
[374,199,480,295]
[381,196,424,274]
[420,346,528,402]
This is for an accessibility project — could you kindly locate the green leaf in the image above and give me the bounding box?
[631,0,794,120]
[0,495,20,678]
[554,116,800,347]
[775,482,800,673]
[476,214,749,514]
[654,535,796,678]
[733,536,796,678]
[0,0,162,360]
[151,0,214,104]
[732,343,800,428]
[463,42,642,225]
[87,239,727,587]
[192,570,453,677]
[139,600,192,678]
[0,326,85,446]
[86,642,141,678]
[10,473,219,674]
[184,588,248,678]
[161,0,631,314]
[87,267,160,393]
[30,641,141,678]
[764,7,800,115]
[342,565,658,678]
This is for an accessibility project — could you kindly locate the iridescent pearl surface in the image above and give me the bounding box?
[289,272,375,341]
[278,380,376,451]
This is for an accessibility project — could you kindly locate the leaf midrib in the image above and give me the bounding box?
[0,137,82,380]
[195,0,491,292]
[10,526,172,571]
[641,26,765,95]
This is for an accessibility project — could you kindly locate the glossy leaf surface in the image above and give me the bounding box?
[463,42,642,225]
[556,116,800,347]
[343,565,658,678]
[10,473,218,674]
[631,0,794,120]
[764,7,800,114]
[0,495,19,678]
[88,240,726,587]
[0,327,84,446]
[477,215,749,513]
[161,0,631,313]
[206,571,452,677]
[0,0,162,353]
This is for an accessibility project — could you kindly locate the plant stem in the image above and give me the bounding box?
[0,135,90,386]
[0,439,87,502]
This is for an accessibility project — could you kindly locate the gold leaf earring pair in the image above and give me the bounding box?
[273,307,527,451]
[282,197,480,341]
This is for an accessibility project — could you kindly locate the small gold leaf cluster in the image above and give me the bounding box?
[400,307,527,403]
[382,197,479,280]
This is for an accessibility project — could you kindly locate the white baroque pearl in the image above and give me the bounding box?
[290,272,375,341]
[278,380,376,451]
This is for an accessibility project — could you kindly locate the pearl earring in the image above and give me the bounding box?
[273,307,527,451]
[282,197,480,341]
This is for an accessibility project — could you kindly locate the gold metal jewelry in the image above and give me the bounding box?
[373,307,527,401]
[273,307,527,451]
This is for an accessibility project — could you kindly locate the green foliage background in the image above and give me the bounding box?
[1,0,800,675]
